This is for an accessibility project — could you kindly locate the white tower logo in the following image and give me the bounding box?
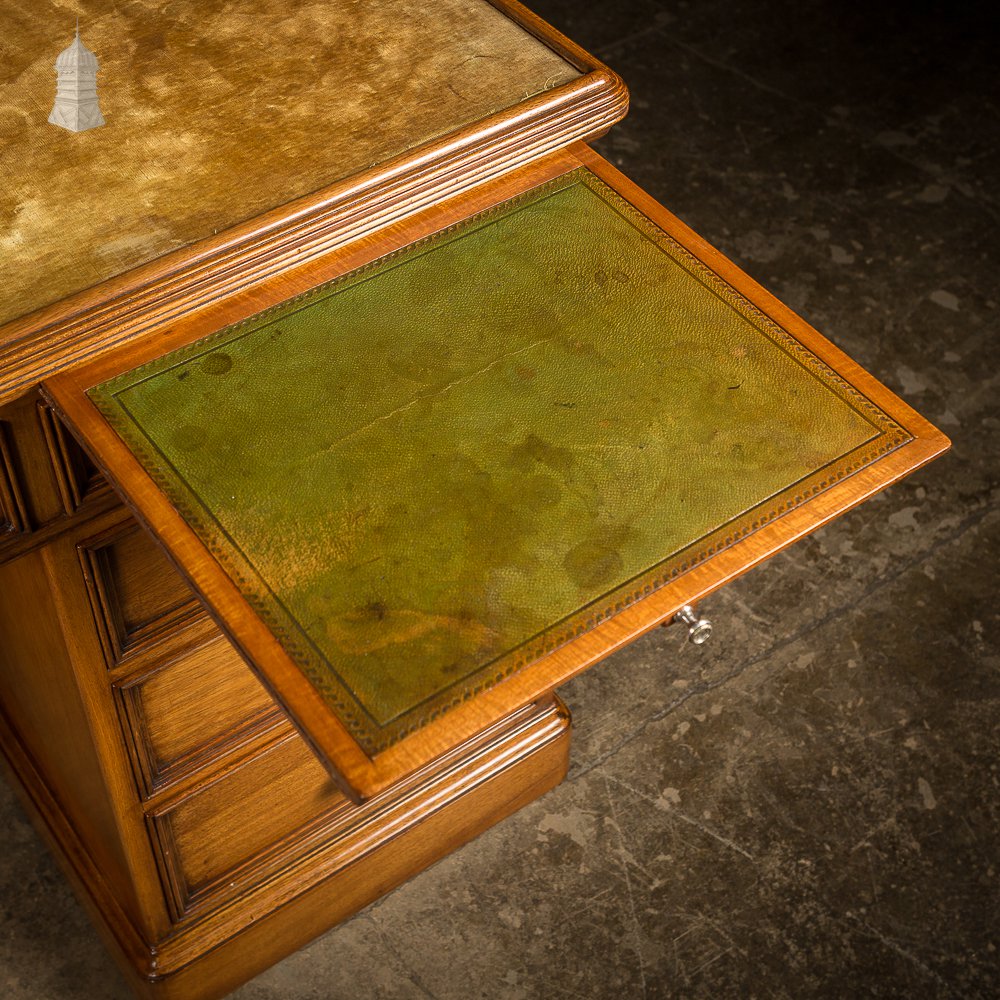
[48,22,105,133]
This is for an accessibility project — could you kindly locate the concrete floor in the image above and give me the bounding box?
[2,0,997,997]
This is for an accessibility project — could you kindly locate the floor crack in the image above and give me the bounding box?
[606,773,756,862]
[363,912,443,1000]
[603,773,650,999]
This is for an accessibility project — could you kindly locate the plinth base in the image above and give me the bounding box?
[1,696,570,1000]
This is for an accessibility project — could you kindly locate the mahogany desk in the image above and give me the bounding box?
[0,2,946,997]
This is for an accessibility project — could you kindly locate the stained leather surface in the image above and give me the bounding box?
[0,0,578,327]
[90,170,909,753]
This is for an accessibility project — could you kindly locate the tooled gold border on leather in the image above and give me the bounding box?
[89,168,912,756]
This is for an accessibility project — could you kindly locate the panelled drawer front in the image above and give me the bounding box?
[151,734,343,915]
[120,634,285,793]
[0,394,113,558]
[81,521,204,663]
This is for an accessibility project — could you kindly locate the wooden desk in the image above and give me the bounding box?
[0,4,946,998]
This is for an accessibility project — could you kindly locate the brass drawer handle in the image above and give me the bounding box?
[673,604,713,645]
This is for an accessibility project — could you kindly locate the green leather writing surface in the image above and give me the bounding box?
[89,170,910,754]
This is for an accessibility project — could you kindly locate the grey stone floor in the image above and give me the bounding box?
[2,1,997,997]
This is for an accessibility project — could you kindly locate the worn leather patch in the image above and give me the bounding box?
[0,0,578,326]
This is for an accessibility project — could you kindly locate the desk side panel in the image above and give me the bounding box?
[0,535,171,941]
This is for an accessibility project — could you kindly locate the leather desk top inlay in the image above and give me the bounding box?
[0,0,579,328]
[88,169,910,754]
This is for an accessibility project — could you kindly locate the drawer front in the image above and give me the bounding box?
[81,520,204,663]
[151,734,344,915]
[0,394,113,559]
[120,634,285,794]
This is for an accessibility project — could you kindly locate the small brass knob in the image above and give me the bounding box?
[673,604,712,644]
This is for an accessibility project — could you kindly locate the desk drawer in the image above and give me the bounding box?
[147,699,570,922]
[0,396,113,562]
[119,633,285,794]
[150,732,342,916]
[81,520,204,664]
